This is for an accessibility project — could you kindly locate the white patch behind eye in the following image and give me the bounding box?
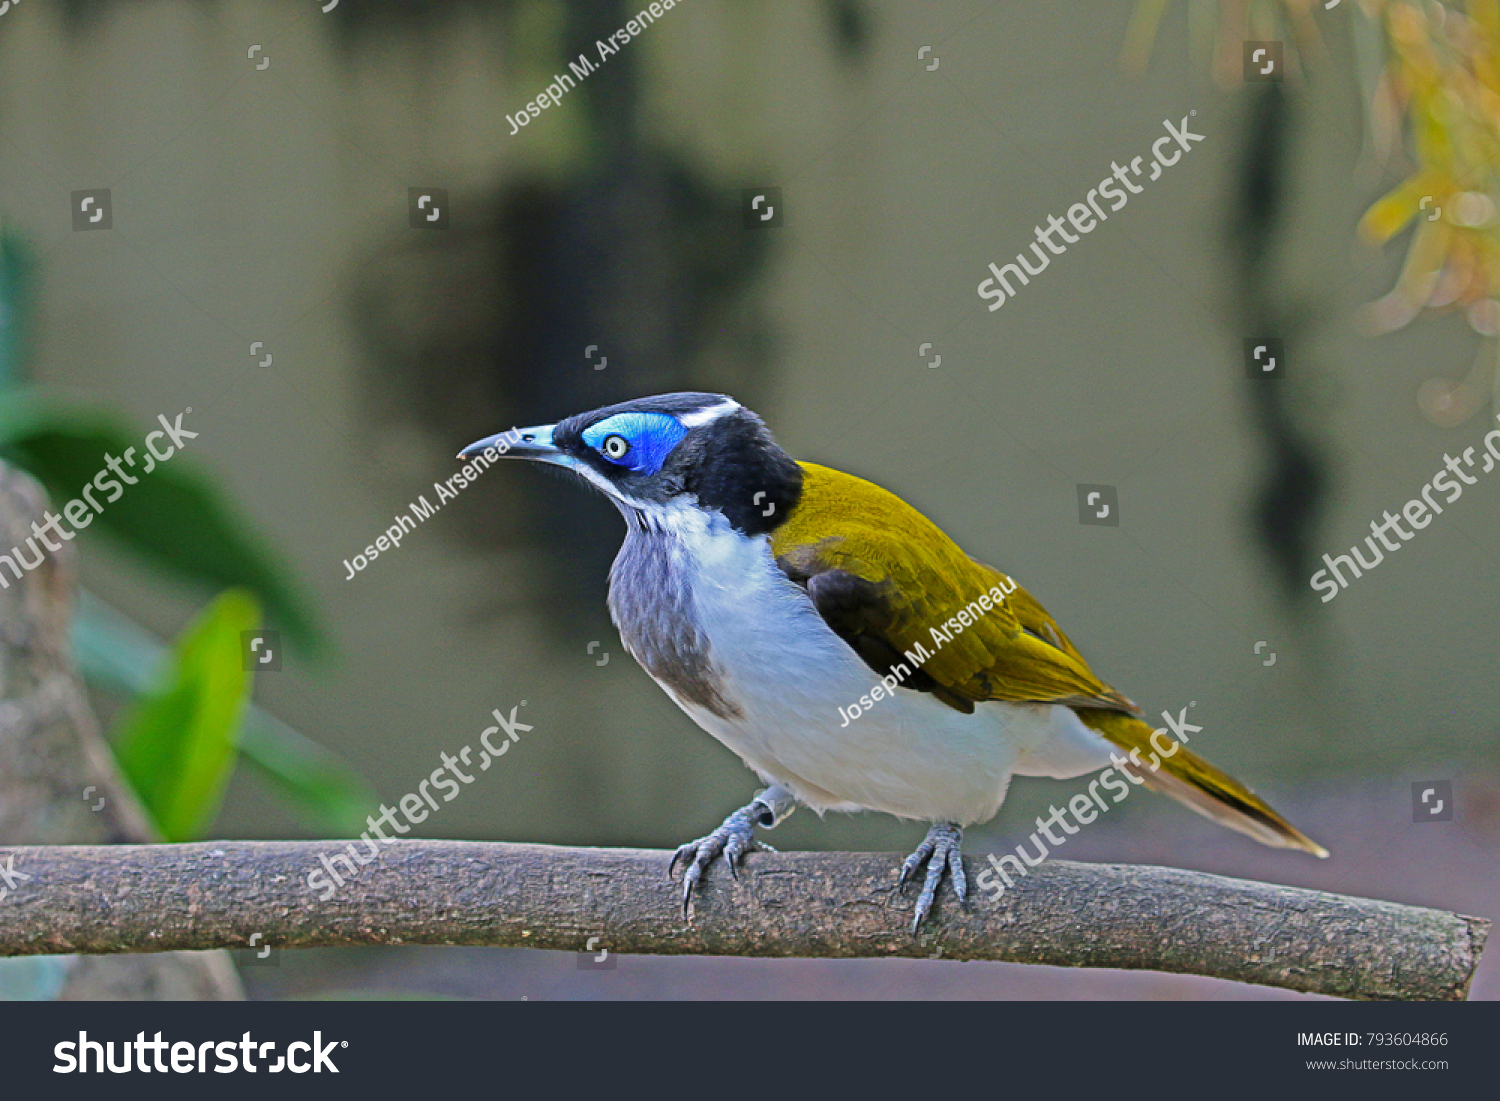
[678,399,741,428]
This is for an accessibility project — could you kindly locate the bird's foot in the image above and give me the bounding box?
[898,822,967,934]
[668,786,794,918]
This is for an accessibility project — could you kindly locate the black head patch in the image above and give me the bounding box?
[550,394,803,536]
[664,406,803,536]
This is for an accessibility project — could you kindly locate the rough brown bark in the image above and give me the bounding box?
[0,839,1486,1000]
[0,463,241,1000]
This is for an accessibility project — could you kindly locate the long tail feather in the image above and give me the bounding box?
[1077,709,1329,858]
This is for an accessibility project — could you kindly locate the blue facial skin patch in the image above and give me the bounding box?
[582,412,689,475]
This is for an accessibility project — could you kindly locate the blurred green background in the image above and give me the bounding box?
[0,0,1496,999]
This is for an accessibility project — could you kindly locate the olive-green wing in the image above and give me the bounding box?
[772,464,1328,857]
[771,462,1135,714]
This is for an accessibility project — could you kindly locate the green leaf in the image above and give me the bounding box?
[113,590,259,841]
[72,590,162,693]
[74,591,374,836]
[237,711,377,836]
[0,391,321,657]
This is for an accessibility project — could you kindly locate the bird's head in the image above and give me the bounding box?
[460,392,802,536]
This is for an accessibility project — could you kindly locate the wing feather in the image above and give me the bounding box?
[769,463,1328,857]
[772,463,1132,713]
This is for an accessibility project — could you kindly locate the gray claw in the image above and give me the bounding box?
[898,822,965,934]
[669,802,773,917]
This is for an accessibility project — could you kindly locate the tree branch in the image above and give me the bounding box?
[0,461,240,1000]
[0,840,1486,1000]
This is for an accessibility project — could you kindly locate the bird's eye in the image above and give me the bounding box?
[601,434,631,460]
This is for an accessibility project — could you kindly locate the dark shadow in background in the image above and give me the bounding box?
[346,0,868,643]
[1229,84,1331,615]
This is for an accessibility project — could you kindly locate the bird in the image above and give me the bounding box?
[460,392,1328,932]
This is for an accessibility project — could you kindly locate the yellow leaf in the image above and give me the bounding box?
[1360,174,1444,244]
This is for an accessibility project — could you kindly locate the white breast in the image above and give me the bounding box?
[633,511,1116,826]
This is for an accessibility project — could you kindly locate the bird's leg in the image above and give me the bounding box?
[669,784,796,916]
[898,822,967,934]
